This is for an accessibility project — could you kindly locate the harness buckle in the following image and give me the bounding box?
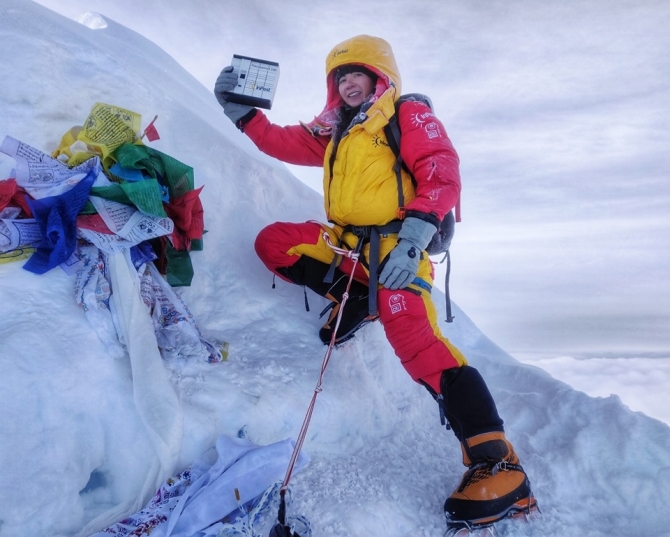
[348,225,373,238]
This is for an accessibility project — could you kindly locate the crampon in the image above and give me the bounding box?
[444,494,540,536]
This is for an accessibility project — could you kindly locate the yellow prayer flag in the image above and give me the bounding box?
[51,126,82,159]
[77,103,142,166]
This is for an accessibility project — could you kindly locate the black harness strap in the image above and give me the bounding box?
[323,253,339,284]
[336,221,403,316]
[367,226,381,315]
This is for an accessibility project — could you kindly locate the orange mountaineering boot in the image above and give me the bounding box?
[444,431,537,531]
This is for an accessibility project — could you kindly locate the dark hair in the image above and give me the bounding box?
[334,64,377,84]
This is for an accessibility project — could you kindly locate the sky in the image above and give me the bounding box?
[27,0,670,362]
[1,2,670,537]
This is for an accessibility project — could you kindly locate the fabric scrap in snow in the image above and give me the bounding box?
[23,168,97,274]
[88,436,309,537]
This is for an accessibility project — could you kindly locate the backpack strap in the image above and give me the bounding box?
[384,94,457,323]
[384,94,433,217]
[383,113,407,219]
[443,250,455,322]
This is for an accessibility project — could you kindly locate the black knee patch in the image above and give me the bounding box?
[441,366,504,441]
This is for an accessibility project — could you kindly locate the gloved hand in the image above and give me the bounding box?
[214,66,254,124]
[379,216,437,290]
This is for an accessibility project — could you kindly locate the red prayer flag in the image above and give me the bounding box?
[141,115,160,142]
[76,214,115,234]
[0,179,17,211]
[0,179,33,217]
[143,121,160,142]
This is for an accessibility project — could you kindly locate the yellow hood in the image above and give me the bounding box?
[305,35,402,132]
[325,34,402,94]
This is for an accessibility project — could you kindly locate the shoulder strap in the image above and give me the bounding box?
[384,94,433,219]
[383,113,406,218]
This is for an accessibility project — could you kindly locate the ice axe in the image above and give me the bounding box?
[269,488,300,536]
[269,235,362,537]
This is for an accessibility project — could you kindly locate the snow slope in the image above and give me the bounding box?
[1,3,669,536]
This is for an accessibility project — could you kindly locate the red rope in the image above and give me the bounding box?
[279,233,360,496]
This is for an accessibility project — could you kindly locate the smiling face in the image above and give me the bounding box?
[338,71,375,107]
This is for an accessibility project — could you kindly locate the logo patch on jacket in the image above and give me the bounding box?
[411,111,442,140]
[388,294,407,314]
[372,134,389,148]
[425,122,440,139]
[411,110,435,127]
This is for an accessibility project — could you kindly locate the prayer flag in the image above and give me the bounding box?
[142,115,160,142]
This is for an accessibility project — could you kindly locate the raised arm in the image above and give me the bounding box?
[214,65,328,167]
[239,110,328,167]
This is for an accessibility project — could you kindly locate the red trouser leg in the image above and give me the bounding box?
[377,287,467,392]
[254,221,368,283]
[254,221,324,281]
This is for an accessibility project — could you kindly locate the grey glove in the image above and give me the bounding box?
[379,217,437,290]
[214,66,254,124]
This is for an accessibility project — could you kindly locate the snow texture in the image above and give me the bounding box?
[1,3,669,537]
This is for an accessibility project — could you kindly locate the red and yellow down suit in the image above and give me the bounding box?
[234,36,536,523]
[241,35,467,393]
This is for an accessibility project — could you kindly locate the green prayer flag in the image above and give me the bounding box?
[89,179,166,217]
[115,144,195,199]
[165,242,194,287]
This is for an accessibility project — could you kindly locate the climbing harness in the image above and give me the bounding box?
[324,221,403,316]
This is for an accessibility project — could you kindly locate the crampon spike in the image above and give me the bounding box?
[445,494,540,536]
[445,524,496,537]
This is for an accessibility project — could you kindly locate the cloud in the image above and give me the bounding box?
[516,353,670,424]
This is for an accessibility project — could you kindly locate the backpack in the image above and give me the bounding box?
[383,93,459,322]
